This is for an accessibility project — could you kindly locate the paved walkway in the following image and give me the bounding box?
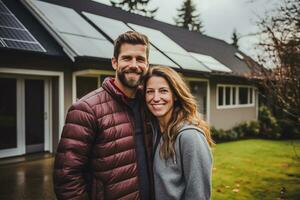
[0,154,56,200]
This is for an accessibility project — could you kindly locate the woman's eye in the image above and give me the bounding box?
[146,90,153,94]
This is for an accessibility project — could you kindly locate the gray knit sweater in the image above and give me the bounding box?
[153,124,212,200]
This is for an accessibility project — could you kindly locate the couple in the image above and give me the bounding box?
[53,31,214,200]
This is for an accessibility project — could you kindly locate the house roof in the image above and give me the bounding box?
[4,0,257,77]
[39,0,253,76]
[0,0,64,57]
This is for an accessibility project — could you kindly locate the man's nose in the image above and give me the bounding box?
[129,59,138,68]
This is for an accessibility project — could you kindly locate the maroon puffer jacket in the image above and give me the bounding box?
[53,78,153,200]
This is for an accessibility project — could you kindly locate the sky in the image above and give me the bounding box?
[93,0,280,59]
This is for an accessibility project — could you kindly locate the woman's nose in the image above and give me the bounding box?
[152,91,160,101]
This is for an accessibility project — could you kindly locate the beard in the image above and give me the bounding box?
[117,68,146,89]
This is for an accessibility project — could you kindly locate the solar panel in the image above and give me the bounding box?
[82,12,179,68]
[190,52,232,73]
[0,0,45,52]
[62,33,113,58]
[0,39,5,47]
[0,27,35,41]
[127,23,210,72]
[4,39,45,51]
[0,13,23,28]
[26,0,113,59]
[0,1,9,14]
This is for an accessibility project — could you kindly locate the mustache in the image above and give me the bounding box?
[123,69,142,74]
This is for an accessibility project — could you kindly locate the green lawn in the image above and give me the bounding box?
[212,139,300,200]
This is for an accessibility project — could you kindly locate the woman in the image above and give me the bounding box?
[144,66,214,200]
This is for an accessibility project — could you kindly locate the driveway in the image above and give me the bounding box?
[0,154,56,200]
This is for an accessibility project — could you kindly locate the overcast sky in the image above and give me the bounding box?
[93,0,280,59]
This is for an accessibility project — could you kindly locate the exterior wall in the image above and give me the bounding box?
[64,69,73,116]
[209,80,258,130]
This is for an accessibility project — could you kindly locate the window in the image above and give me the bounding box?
[217,85,255,108]
[76,76,99,99]
[232,87,236,105]
[218,87,223,106]
[225,87,231,105]
[239,87,248,104]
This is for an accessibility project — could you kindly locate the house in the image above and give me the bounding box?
[0,0,258,158]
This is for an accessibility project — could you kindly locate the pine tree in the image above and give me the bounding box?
[231,28,239,49]
[110,0,158,18]
[174,0,204,33]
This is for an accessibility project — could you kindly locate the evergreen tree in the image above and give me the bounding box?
[174,0,204,33]
[231,28,239,49]
[110,0,158,18]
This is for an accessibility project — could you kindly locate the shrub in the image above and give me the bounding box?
[277,119,300,139]
[233,121,260,138]
[211,127,237,142]
[259,106,281,139]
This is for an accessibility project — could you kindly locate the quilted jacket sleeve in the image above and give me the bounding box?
[53,100,97,200]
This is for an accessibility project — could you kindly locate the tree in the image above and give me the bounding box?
[252,0,300,123]
[110,0,158,18]
[231,28,239,49]
[174,0,204,33]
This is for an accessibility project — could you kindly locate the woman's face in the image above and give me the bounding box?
[145,76,175,123]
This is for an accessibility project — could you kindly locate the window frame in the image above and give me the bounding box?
[216,84,255,109]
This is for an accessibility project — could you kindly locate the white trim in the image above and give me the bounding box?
[48,79,53,153]
[184,77,209,82]
[184,77,210,123]
[44,79,50,151]
[0,68,64,151]
[19,79,26,155]
[207,81,211,124]
[256,88,259,120]
[216,84,256,109]
[72,69,115,103]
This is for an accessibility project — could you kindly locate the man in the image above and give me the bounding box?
[54,31,152,200]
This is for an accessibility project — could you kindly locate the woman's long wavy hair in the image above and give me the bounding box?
[144,66,214,160]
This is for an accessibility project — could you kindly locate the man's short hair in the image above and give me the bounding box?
[113,31,150,60]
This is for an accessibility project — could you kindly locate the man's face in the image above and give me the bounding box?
[112,43,149,89]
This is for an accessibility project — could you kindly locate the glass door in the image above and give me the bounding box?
[25,79,45,153]
[0,76,50,158]
[0,78,17,150]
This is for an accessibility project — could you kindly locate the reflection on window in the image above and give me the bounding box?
[217,85,254,108]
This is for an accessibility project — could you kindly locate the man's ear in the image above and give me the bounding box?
[111,57,117,70]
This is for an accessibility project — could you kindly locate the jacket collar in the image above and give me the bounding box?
[102,77,142,105]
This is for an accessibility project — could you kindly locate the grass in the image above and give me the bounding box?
[212,139,300,200]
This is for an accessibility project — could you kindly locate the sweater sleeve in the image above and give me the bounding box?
[53,100,97,200]
[179,130,212,200]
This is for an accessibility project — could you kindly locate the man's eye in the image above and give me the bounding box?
[137,58,146,63]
